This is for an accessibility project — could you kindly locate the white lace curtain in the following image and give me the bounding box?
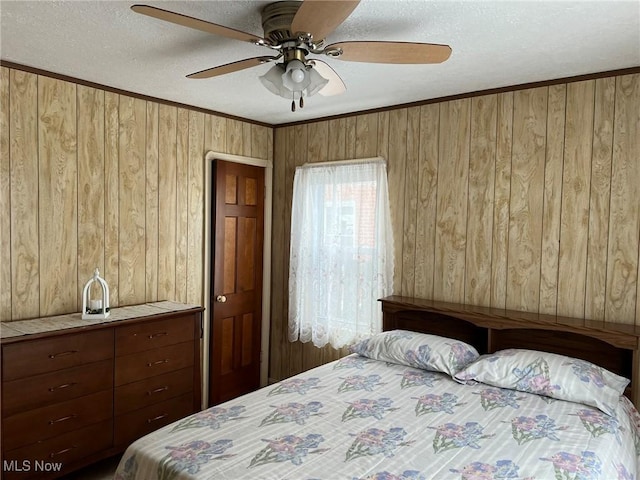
[288,158,394,349]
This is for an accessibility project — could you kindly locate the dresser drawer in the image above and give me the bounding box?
[3,390,112,451]
[115,366,194,416]
[114,393,194,447]
[2,329,113,381]
[115,341,194,386]
[3,420,113,480]
[2,360,113,417]
[115,315,195,356]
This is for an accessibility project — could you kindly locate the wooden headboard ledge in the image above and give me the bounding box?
[380,295,640,408]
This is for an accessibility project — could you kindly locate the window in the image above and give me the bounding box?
[288,158,394,349]
[323,201,355,247]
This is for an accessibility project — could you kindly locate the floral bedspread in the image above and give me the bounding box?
[114,355,640,480]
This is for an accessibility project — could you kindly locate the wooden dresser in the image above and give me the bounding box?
[1,302,203,479]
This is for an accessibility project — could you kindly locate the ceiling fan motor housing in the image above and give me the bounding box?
[261,1,323,48]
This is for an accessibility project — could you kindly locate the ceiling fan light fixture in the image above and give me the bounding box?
[259,59,328,107]
[288,61,306,84]
[259,64,288,96]
[283,59,310,90]
[305,67,329,97]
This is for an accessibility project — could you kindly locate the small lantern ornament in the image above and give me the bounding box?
[82,268,110,320]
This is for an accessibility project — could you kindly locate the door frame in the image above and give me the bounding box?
[202,150,273,408]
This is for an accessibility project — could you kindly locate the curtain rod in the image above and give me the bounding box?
[300,156,385,168]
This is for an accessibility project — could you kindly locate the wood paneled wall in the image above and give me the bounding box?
[270,73,640,381]
[2,65,638,387]
[0,66,273,322]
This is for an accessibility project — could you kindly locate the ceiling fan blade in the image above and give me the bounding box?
[131,5,267,45]
[327,41,452,64]
[187,56,278,79]
[291,0,360,41]
[311,60,346,96]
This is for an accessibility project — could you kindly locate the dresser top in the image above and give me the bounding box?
[0,301,201,340]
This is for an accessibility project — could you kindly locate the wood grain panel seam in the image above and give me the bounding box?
[404,108,420,296]
[490,97,499,307]
[587,79,616,321]
[504,91,515,309]
[146,100,159,303]
[156,101,161,301]
[1,68,11,320]
[541,86,553,315]
[582,83,598,319]
[463,100,473,302]
[602,80,618,321]
[104,91,120,307]
[588,79,602,317]
[434,104,441,296]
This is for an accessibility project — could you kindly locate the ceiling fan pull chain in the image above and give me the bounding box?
[291,99,296,112]
[300,96,304,109]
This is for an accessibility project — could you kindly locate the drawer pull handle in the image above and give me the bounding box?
[148,332,168,339]
[50,445,77,458]
[49,414,77,425]
[147,413,169,423]
[147,386,169,395]
[49,382,77,392]
[49,350,78,359]
[147,359,169,367]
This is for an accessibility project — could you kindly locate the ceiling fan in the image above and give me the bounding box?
[131,0,452,112]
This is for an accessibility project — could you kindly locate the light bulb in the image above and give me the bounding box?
[290,68,305,83]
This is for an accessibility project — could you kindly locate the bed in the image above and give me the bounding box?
[114,296,640,480]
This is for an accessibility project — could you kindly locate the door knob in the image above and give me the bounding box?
[216,295,227,303]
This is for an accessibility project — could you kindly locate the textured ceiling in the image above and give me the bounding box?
[1,0,639,125]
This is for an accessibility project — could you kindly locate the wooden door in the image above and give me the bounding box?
[209,160,265,405]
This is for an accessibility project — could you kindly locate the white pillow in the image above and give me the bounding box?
[349,330,479,377]
[454,349,629,416]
